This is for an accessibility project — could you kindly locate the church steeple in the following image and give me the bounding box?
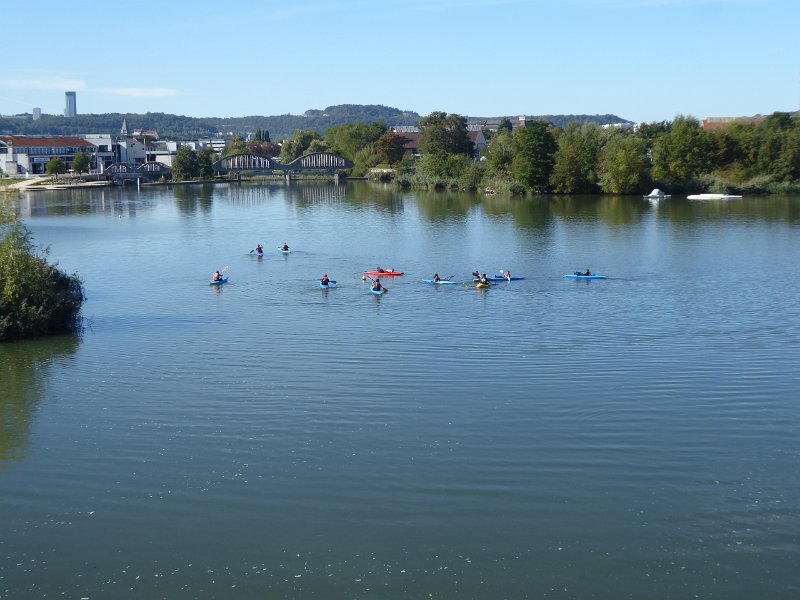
[120,119,128,135]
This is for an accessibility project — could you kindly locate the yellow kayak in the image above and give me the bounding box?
[476,282,490,289]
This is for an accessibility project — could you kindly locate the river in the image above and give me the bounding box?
[1,182,799,599]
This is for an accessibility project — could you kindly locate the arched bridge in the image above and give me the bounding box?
[105,162,171,183]
[212,152,353,175]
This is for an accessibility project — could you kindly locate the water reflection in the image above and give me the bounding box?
[0,335,80,465]
[174,183,215,214]
[415,189,482,221]
[654,195,800,225]
[16,189,142,218]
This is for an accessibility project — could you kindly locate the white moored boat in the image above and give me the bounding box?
[644,188,670,200]
[687,193,743,200]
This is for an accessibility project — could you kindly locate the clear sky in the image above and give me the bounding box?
[1,0,797,124]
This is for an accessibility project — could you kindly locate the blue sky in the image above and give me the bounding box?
[1,0,797,124]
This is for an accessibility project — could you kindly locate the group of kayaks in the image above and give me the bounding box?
[212,255,606,290]
[362,269,607,294]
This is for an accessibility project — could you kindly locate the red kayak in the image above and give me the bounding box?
[365,270,404,277]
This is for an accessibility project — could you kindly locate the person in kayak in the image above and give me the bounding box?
[321,274,330,285]
[479,273,489,285]
[504,270,512,280]
[282,242,290,251]
[582,268,592,276]
[433,274,441,282]
[373,279,382,291]
[213,270,222,281]
[375,266,385,273]
[256,244,263,253]
[472,271,480,280]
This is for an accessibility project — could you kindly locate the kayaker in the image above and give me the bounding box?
[583,269,592,276]
[256,244,263,253]
[282,242,290,251]
[472,271,480,280]
[504,270,512,279]
[213,270,221,281]
[479,273,489,285]
[373,279,382,291]
[433,274,441,282]
[321,274,330,285]
[376,266,385,273]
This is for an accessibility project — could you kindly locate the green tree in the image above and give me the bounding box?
[0,205,84,340]
[497,118,513,135]
[375,130,409,165]
[550,122,604,193]
[280,129,322,163]
[511,121,557,192]
[597,132,650,194]
[306,139,331,154]
[483,132,514,178]
[419,112,473,156]
[45,157,66,180]
[417,151,472,181]
[650,115,712,185]
[71,151,90,174]
[772,126,800,181]
[198,147,216,179]
[324,122,387,161]
[172,145,199,180]
[351,144,380,177]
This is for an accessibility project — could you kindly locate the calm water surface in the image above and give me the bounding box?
[1,183,799,599]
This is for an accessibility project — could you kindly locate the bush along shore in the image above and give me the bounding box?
[0,204,84,341]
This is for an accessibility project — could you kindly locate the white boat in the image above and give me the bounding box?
[644,188,670,200]
[687,193,743,200]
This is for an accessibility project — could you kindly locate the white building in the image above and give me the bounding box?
[0,135,97,175]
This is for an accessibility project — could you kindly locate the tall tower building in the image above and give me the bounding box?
[32,107,41,120]
[64,91,77,117]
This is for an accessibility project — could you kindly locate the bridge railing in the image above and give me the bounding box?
[213,152,352,173]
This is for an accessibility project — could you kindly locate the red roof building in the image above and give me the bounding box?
[0,135,97,175]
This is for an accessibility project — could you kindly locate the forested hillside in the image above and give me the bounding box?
[0,104,630,140]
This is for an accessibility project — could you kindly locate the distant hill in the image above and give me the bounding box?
[0,105,632,140]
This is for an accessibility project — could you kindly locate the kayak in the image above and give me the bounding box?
[476,282,490,289]
[278,248,292,254]
[365,270,403,277]
[320,280,336,289]
[256,251,263,257]
[209,277,228,285]
[564,274,607,279]
[421,279,457,285]
[370,286,387,295]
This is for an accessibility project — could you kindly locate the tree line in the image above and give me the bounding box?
[380,111,800,195]
[162,110,800,195]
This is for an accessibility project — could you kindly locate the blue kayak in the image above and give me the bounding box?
[370,286,386,295]
[320,280,336,289]
[278,248,292,254]
[421,279,457,285]
[564,274,607,279]
[209,277,228,285]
